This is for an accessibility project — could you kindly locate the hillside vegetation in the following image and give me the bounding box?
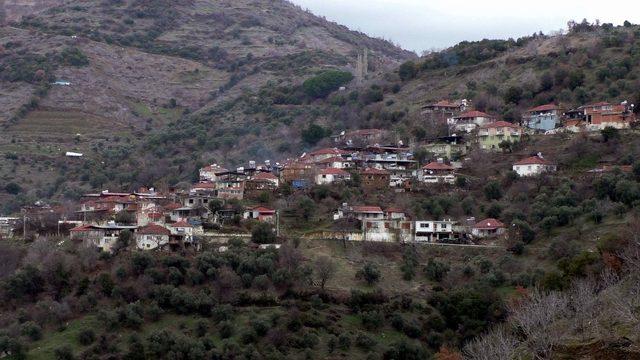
[0,0,412,210]
[1,4,640,359]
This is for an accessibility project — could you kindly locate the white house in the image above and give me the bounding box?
[419,161,456,184]
[513,155,557,177]
[315,156,354,169]
[351,206,385,221]
[199,164,228,182]
[170,221,194,244]
[414,220,457,242]
[243,206,276,223]
[385,208,407,221]
[448,110,495,133]
[471,218,506,238]
[315,168,351,185]
[136,223,171,250]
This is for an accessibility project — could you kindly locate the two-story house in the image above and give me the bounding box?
[419,161,456,184]
[414,220,457,242]
[478,121,523,150]
[523,104,562,132]
[136,223,171,250]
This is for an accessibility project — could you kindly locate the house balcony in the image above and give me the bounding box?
[478,130,489,136]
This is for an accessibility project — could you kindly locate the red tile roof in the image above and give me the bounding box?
[163,203,182,211]
[253,172,278,180]
[514,156,552,166]
[422,162,454,171]
[171,221,192,228]
[250,206,276,214]
[473,218,505,230]
[361,167,390,175]
[481,121,520,129]
[528,104,559,112]
[70,224,94,232]
[353,206,384,213]
[96,196,134,204]
[137,223,171,236]
[455,110,493,119]
[320,168,350,176]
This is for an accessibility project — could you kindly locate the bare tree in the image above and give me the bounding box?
[508,289,569,359]
[463,325,519,360]
[314,256,336,290]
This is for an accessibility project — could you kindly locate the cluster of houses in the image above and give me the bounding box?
[20,123,565,252]
[9,101,632,251]
[425,99,636,137]
[320,204,507,243]
[68,186,279,253]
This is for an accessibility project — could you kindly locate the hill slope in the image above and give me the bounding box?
[0,0,413,211]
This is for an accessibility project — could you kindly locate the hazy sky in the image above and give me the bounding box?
[290,0,640,53]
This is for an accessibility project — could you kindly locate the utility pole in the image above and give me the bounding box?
[276,210,280,237]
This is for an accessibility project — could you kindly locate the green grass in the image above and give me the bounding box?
[27,316,100,360]
[130,101,184,124]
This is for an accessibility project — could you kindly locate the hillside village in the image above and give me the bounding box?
[2,99,636,252]
[3,2,640,358]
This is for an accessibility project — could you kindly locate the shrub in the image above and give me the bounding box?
[54,346,75,360]
[601,126,620,142]
[399,61,417,81]
[503,86,523,104]
[131,252,154,274]
[303,70,353,98]
[402,320,422,338]
[20,321,42,341]
[424,259,450,282]
[512,220,535,243]
[301,123,329,145]
[356,263,381,285]
[251,223,276,244]
[338,333,351,350]
[362,87,384,104]
[4,182,22,194]
[77,329,95,345]
[361,311,384,330]
[219,321,234,339]
[383,340,430,360]
[484,181,502,200]
[59,47,89,67]
[355,332,377,351]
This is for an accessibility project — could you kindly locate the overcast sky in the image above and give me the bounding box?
[290,0,640,53]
